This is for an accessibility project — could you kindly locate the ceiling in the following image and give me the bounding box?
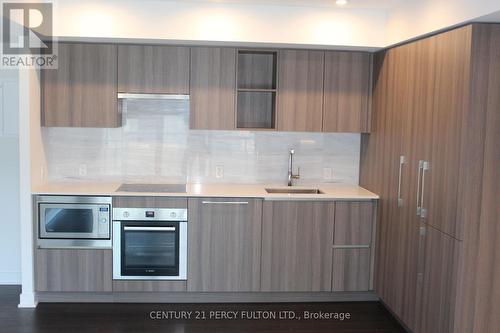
[168,0,396,9]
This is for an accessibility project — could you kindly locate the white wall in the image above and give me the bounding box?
[386,0,500,45]
[54,0,388,48]
[53,0,500,48]
[0,69,20,284]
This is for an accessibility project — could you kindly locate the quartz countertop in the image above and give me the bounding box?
[32,182,378,201]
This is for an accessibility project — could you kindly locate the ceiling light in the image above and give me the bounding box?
[336,0,348,6]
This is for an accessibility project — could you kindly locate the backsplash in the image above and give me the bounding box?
[42,99,360,185]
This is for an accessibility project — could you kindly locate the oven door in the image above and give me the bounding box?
[39,203,109,239]
[113,221,187,280]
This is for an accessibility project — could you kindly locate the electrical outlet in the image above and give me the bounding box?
[78,164,87,177]
[215,165,224,179]
[323,167,333,180]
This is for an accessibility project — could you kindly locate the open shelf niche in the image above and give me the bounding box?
[236,50,277,129]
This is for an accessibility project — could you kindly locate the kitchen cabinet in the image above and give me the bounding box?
[277,50,324,132]
[113,196,187,208]
[361,23,500,333]
[187,198,262,292]
[113,281,186,292]
[332,201,376,292]
[118,45,190,94]
[189,47,236,130]
[323,51,372,133]
[332,248,371,292]
[41,43,119,127]
[236,50,277,129]
[334,201,373,245]
[261,201,335,292]
[35,249,112,292]
[416,225,461,333]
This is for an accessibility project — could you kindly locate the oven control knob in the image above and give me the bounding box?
[123,211,130,218]
[170,212,177,218]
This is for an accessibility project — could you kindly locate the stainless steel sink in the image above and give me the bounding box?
[265,188,324,194]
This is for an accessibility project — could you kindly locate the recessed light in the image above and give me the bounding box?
[336,0,348,6]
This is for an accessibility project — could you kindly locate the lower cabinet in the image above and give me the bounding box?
[187,198,263,291]
[34,199,376,295]
[112,281,187,292]
[35,249,112,292]
[332,201,375,292]
[332,248,371,291]
[261,200,375,292]
[261,201,336,292]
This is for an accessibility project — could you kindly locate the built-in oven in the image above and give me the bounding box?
[36,195,112,248]
[113,208,187,280]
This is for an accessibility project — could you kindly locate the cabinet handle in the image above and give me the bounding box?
[420,161,430,218]
[397,155,406,207]
[416,160,423,216]
[202,201,249,205]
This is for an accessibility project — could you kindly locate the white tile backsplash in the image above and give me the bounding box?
[43,99,361,185]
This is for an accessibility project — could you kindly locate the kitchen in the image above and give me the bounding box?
[0,1,499,333]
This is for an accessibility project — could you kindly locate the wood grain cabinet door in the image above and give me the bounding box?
[334,201,374,246]
[323,51,372,133]
[187,198,262,291]
[41,43,119,127]
[418,27,472,241]
[261,201,335,292]
[118,45,190,94]
[415,226,461,333]
[189,47,236,130]
[332,248,371,291]
[277,50,324,132]
[332,201,375,292]
[35,249,112,292]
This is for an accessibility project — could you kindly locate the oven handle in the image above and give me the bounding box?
[123,226,176,232]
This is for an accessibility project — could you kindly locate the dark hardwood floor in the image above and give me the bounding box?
[0,286,407,333]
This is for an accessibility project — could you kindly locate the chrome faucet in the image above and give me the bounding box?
[287,149,300,186]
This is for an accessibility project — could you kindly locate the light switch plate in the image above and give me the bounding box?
[215,165,224,179]
[323,167,333,180]
[78,164,87,177]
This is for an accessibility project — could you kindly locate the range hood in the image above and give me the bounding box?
[117,93,189,100]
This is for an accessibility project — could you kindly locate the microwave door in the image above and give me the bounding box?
[39,204,99,239]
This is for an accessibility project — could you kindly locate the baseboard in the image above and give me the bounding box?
[0,271,21,285]
[18,291,37,308]
[37,291,379,303]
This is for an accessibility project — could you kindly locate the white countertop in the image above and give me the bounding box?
[32,182,378,201]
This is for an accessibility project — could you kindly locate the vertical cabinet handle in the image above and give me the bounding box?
[420,161,430,218]
[397,155,406,207]
[416,160,423,216]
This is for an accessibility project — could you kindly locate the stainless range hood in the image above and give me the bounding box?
[117,93,189,100]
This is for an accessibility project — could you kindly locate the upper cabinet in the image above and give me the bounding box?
[277,50,324,132]
[41,43,373,132]
[117,45,190,94]
[323,51,372,133]
[189,47,237,130]
[236,50,277,130]
[42,43,119,128]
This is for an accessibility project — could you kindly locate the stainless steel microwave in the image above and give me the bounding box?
[36,195,112,248]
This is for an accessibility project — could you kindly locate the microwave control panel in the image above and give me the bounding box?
[98,206,110,237]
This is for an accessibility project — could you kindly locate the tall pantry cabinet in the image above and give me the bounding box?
[360,23,500,333]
